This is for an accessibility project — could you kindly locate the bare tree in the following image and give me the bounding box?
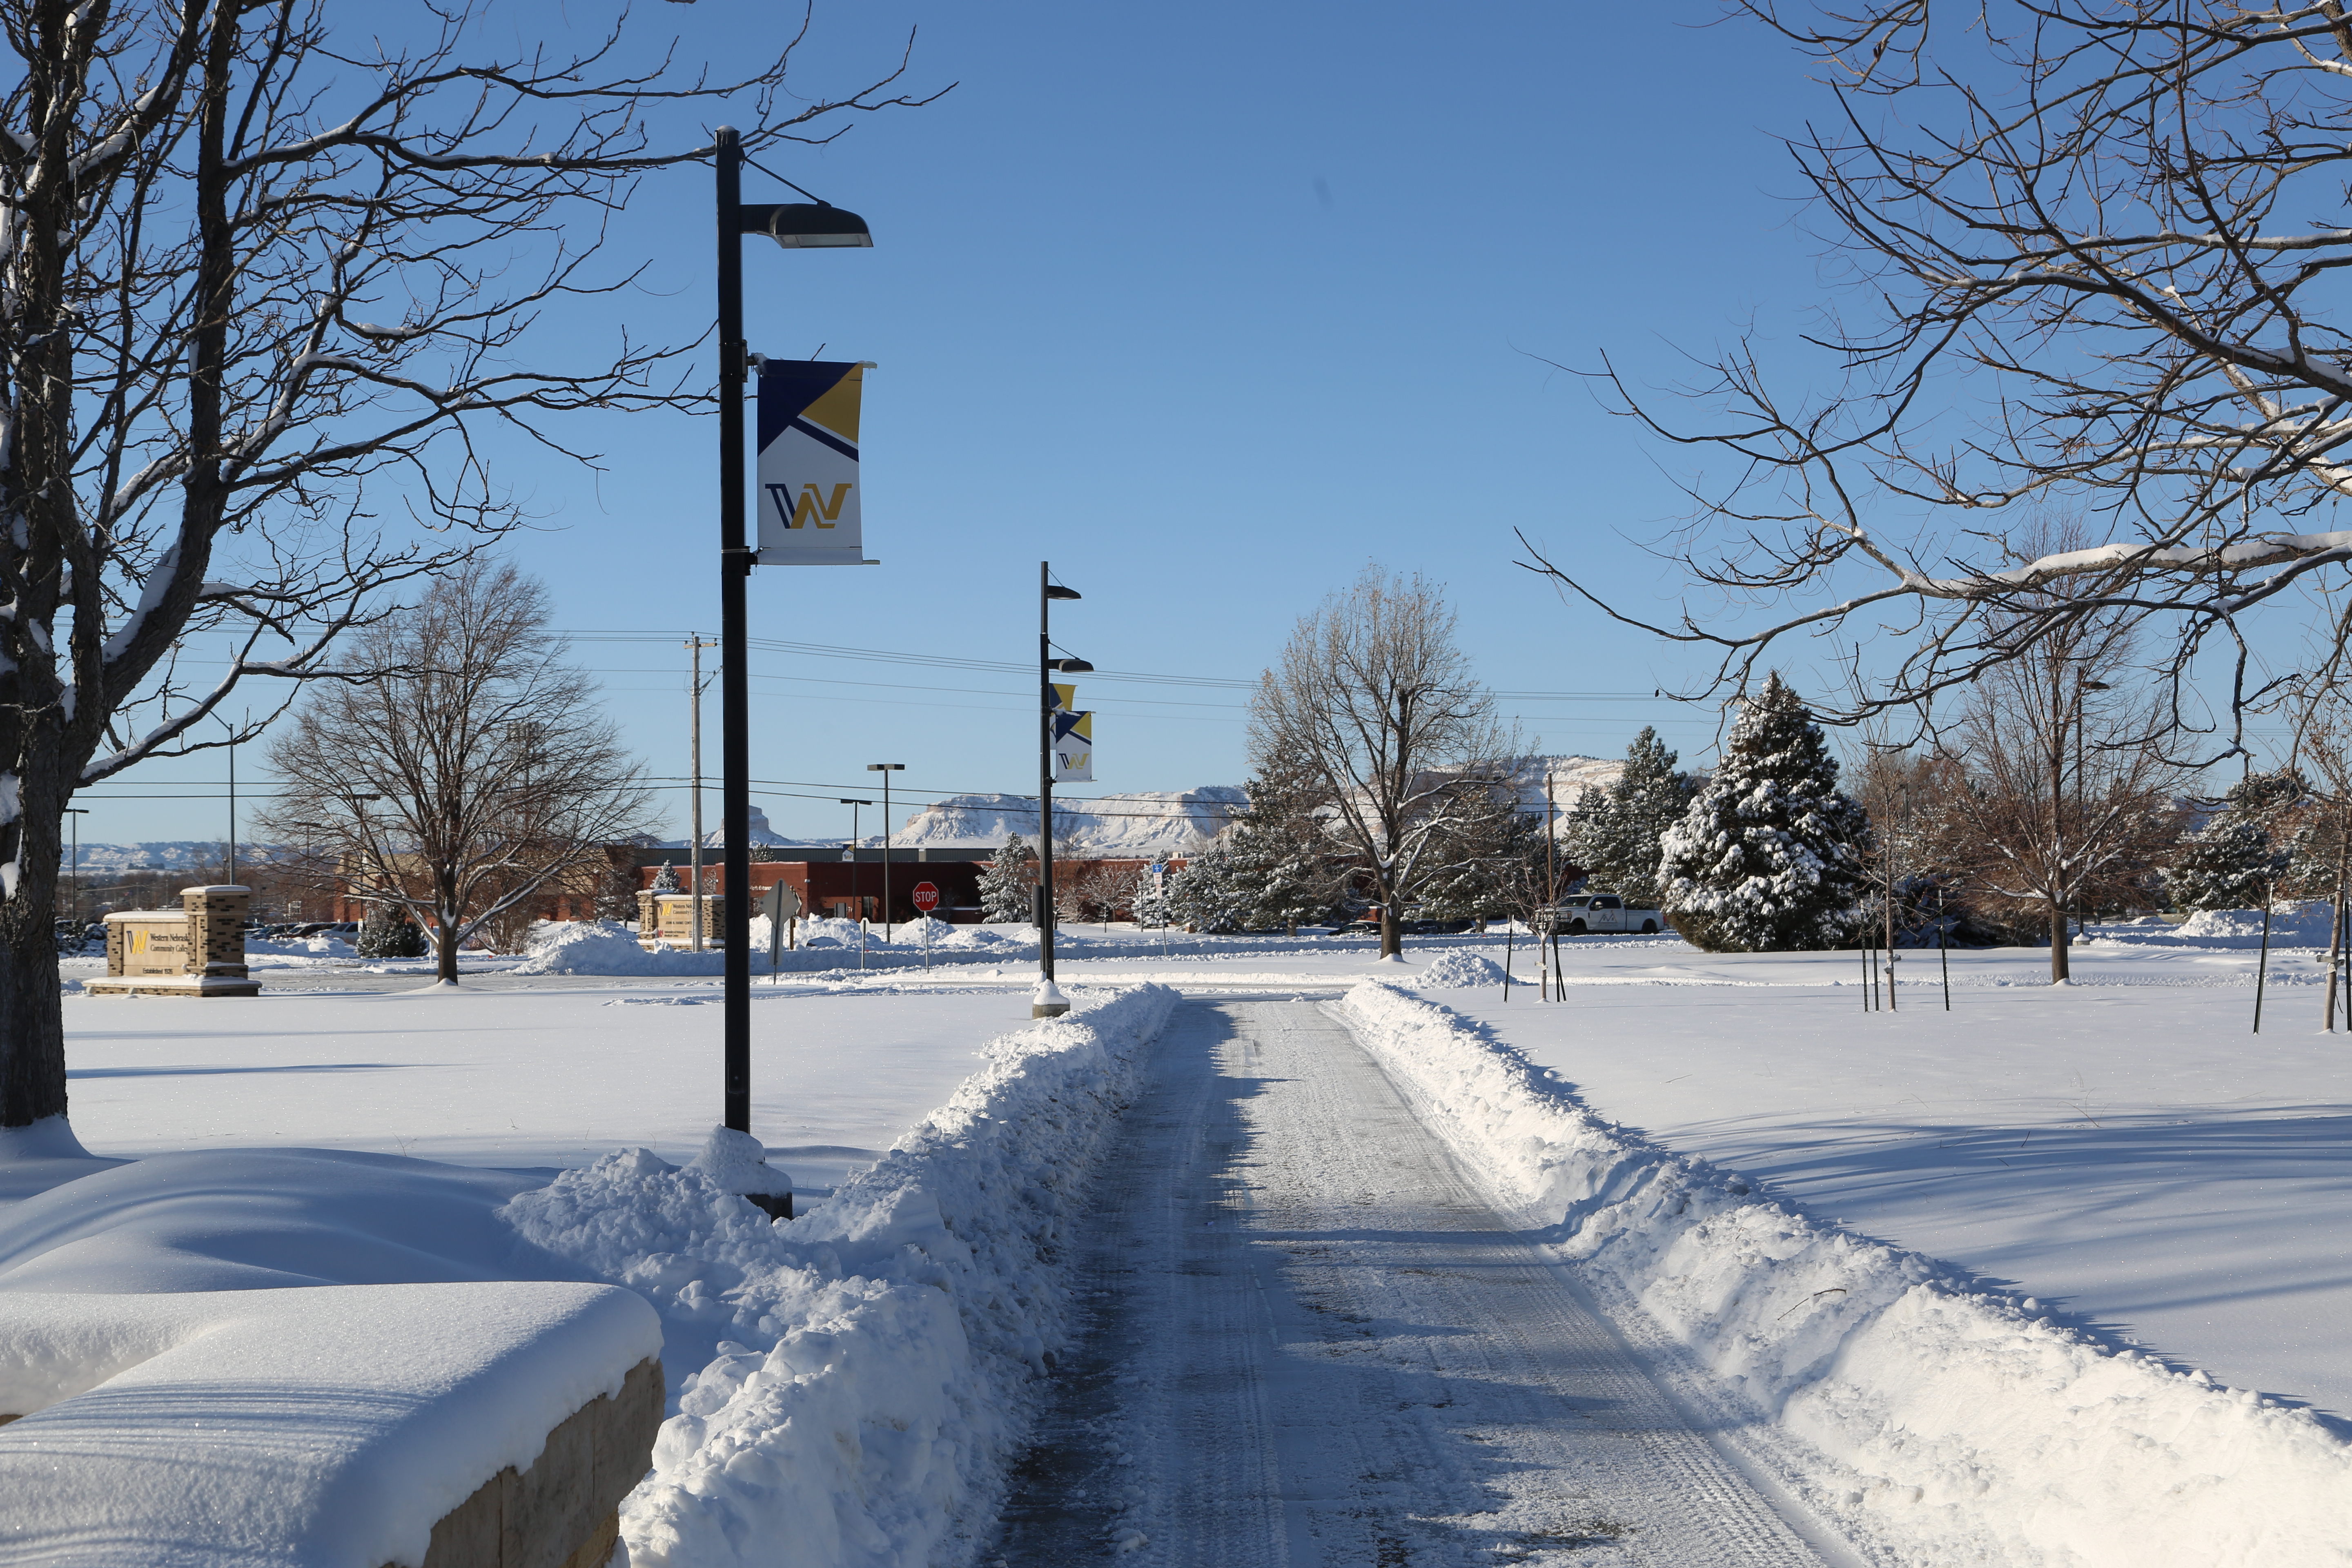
[1251,567,1516,957]
[0,0,939,1126]
[1925,626,2184,982]
[1525,3,2352,756]
[259,561,651,982]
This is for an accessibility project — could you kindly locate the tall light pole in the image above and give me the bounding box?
[839,798,872,922]
[868,763,904,939]
[1038,563,1089,1018]
[713,125,872,1137]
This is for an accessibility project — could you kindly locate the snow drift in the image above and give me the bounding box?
[1335,980,2352,1568]
[501,984,1179,1568]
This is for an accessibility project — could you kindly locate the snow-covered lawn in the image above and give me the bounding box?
[13,920,2352,1564]
[49,980,1052,1202]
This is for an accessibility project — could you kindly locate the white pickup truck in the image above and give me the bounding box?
[1552,893,1664,935]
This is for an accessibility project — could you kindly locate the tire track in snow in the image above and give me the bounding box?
[989,999,1851,1568]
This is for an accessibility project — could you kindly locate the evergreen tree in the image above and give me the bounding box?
[1223,762,1337,933]
[1657,674,1871,952]
[1127,866,1176,929]
[356,900,428,958]
[1561,728,1700,909]
[650,861,680,892]
[1167,832,1255,933]
[2170,769,2301,909]
[977,834,1037,924]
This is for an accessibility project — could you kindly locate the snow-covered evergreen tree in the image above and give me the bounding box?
[1127,865,1176,928]
[1656,674,1871,952]
[1559,728,1699,909]
[356,900,428,958]
[1167,832,1255,933]
[650,861,680,892]
[2171,770,2301,909]
[977,834,1036,924]
[1221,761,1337,933]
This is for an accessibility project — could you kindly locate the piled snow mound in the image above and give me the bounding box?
[2177,902,2334,946]
[1412,950,1511,988]
[502,984,1180,1568]
[1335,980,2352,1568]
[513,920,720,977]
[243,932,357,960]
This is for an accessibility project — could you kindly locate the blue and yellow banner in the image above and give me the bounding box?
[757,360,874,566]
[1053,709,1094,782]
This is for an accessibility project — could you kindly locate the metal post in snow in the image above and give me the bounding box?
[2254,882,2273,1034]
[1940,891,1951,1011]
[687,636,713,951]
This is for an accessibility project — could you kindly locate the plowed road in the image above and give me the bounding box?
[990,998,1864,1568]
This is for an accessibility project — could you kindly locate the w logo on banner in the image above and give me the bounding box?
[766,482,854,529]
[755,360,875,565]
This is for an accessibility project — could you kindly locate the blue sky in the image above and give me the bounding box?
[80,2,2312,847]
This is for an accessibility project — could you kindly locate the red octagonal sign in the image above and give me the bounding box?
[911,882,940,912]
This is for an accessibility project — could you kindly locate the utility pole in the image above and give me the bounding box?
[686,636,717,951]
[868,763,904,940]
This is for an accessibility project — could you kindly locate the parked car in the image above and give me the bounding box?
[1552,893,1664,935]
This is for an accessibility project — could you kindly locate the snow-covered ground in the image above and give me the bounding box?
[14,916,2352,1564]
[47,978,1054,1203]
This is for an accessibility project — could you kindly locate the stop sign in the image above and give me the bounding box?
[911,882,940,912]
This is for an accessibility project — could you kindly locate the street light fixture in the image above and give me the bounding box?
[713,126,875,1142]
[866,764,905,940]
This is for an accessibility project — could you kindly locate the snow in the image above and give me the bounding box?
[1410,948,1511,987]
[18,923,2352,1563]
[686,1125,793,1200]
[503,985,1179,1567]
[0,1281,658,1568]
[887,787,1245,856]
[1337,979,2352,1568]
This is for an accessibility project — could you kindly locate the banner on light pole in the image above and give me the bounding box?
[757,359,876,566]
[1053,709,1094,782]
[1049,682,1076,714]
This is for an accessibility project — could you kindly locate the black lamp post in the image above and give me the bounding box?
[714,125,872,1135]
[1036,564,1089,1016]
[838,797,873,923]
[867,763,904,938]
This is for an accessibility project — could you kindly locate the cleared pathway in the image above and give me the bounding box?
[989,998,1854,1568]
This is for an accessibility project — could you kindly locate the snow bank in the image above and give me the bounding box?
[2176,903,2334,946]
[501,984,1180,1568]
[1336,980,2352,1568]
[1412,950,1511,988]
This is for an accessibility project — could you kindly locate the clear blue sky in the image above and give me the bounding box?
[79,2,2307,848]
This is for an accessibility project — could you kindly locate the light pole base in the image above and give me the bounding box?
[1032,979,1070,1019]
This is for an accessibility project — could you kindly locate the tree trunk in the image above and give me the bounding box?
[2049,899,2071,983]
[436,905,461,984]
[0,833,67,1127]
[1380,904,1401,959]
